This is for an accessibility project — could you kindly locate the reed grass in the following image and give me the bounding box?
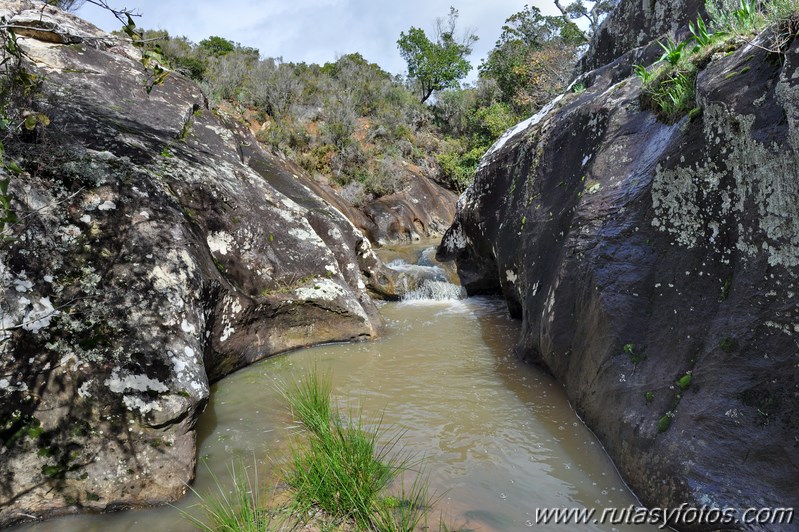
[282,368,434,530]
[184,367,439,531]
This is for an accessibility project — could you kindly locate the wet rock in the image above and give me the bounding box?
[440,4,799,528]
[0,2,396,525]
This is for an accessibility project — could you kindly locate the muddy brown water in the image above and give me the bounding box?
[14,244,658,531]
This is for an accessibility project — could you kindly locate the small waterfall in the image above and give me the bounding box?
[384,246,466,302]
[402,280,467,301]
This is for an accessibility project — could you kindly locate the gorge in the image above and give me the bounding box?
[1,0,797,530]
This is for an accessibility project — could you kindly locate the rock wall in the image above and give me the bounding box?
[580,0,705,73]
[440,2,799,528]
[0,1,402,525]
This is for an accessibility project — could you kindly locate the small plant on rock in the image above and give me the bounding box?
[658,38,689,66]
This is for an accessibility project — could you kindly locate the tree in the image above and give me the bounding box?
[199,36,236,57]
[397,7,478,104]
[553,0,619,37]
[480,5,584,114]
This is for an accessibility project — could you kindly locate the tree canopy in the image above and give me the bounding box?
[479,4,584,114]
[397,7,478,104]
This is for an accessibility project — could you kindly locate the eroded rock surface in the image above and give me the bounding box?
[441,2,799,528]
[0,1,398,525]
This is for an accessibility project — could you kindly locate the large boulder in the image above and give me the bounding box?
[0,1,398,525]
[440,4,799,529]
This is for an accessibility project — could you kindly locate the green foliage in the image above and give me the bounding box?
[281,367,333,436]
[658,38,688,66]
[623,343,646,367]
[676,372,693,391]
[706,0,799,36]
[199,35,236,57]
[397,7,478,103]
[645,391,655,404]
[633,63,653,84]
[689,15,715,48]
[182,459,285,531]
[283,368,432,530]
[650,70,696,122]
[657,414,672,433]
[480,5,584,115]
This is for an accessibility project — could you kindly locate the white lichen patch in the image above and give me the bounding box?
[442,223,470,253]
[506,270,518,284]
[122,395,162,414]
[651,103,799,267]
[0,264,61,342]
[207,231,234,256]
[0,378,28,392]
[295,278,347,301]
[585,181,602,195]
[78,380,93,398]
[21,296,59,333]
[289,224,327,248]
[97,200,116,211]
[105,370,168,394]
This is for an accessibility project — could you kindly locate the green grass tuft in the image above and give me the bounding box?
[180,459,287,532]
[283,368,434,530]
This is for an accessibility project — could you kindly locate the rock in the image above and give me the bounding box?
[0,1,399,525]
[440,3,799,528]
[580,0,705,74]
[279,157,459,248]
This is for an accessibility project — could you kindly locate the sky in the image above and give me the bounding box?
[76,0,562,83]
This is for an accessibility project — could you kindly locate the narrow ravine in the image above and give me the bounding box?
[14,245,658,532]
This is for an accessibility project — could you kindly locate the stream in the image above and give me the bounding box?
[15,243,657,531]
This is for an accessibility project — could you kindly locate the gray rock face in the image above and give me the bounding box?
[440,5,799,528]
[0,1,399,525]
[580,0,705,73]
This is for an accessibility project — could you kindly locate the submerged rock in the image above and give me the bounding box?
[0,1,400,525]
[440,1,799,528]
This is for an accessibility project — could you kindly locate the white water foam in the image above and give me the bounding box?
[402,280,467,302]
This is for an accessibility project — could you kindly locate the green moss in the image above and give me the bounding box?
[720,275,732,301]
[37,447,55,458]
[645,391,655,404]
[86,492,101,501]
[657,414,672,433]
[41,464,65,479]
[676,372,692,391]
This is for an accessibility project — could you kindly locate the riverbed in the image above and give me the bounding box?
[15,245,656,531]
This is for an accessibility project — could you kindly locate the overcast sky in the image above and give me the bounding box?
[76,1,561,83]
